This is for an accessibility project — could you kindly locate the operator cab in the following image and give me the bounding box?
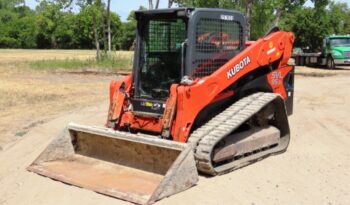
[131,8,245,116]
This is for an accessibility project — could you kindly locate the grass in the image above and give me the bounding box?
[0,49,134,72]
[28,51,134,71]
[29,57,132,71]
[0,69,116,147]
[0,49,131,148]
[0,49,96,63]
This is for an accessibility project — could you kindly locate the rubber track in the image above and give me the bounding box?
[187,92,281,175]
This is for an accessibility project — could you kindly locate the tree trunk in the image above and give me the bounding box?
[155,0,160,9]
[99,0,107,56]
[148,0,153,9]
[107,0,111,59]
[168,0,173,8]
[92,1,101,61]
[245,0,253,41]
[272,8,282,27]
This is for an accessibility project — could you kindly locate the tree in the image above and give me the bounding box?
[148,0,153,9]
[50,0,102,58]
[343,8,350,34]
[0,0,125,50]
[280,0,350,51]
[328,2,348,34]
[98,0,107,55]
[0,0,24,9]
[148,0,160,9]
[1,0,349,52]
[269,0,306,28]
[107,0,111,58]
[91,0,102,60]
[245,0,253,40]
[175,0,308,40]
[116,9,137,50]
[72,7,94,48]
[0,3,38,48]
[311,0,329,10]
[280,7,332,51]
[35,1,62,48]
[50,12,72,48]
[250,0,274,39]
[168,0,174,8]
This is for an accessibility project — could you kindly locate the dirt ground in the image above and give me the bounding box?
[0,61,350,204]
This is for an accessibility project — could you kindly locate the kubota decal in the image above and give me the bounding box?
[227,56,251,79]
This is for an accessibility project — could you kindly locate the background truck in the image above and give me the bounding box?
[293,35,350,69]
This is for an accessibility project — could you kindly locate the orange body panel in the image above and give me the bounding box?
[267,66,293,100]
[107,31,295,143]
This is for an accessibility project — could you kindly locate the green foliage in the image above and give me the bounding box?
[281,8,326,50]
[0,0,350,52]
[0,0,124,49]
[12,14,38,48]
[280,2,350,51]
[174,0,306,40]
[35,1,63,48]
[115,10,136,50]
[114,6,146,50]
[250,0,275,39]
[110,12,123,49]
[0,37,19,47]
[72,6,94,48]
[311,0,329,10]
[0,3,38,48]
[328,2,348,34]
[344,11,350,34]
[0,0,24,9]
[175,0,350,49]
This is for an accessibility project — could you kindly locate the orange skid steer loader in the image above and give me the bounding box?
[28,8,295,205]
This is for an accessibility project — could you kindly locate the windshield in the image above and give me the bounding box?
[138,18,187,99]
[330,38,350,47]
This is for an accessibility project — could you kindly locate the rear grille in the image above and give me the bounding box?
[345,51,350,58]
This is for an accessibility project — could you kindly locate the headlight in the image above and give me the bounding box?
[332,50,342,56]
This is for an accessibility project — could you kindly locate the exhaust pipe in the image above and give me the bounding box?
[28,123,198,204]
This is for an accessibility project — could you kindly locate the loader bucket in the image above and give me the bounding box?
[28,123,198,204]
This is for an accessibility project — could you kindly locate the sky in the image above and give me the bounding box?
[25,0,350,22]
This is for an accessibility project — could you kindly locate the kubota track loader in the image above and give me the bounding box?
[28,8,295,205]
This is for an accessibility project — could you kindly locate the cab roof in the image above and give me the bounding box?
[135,7,194,19]
[134,8,244,20]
